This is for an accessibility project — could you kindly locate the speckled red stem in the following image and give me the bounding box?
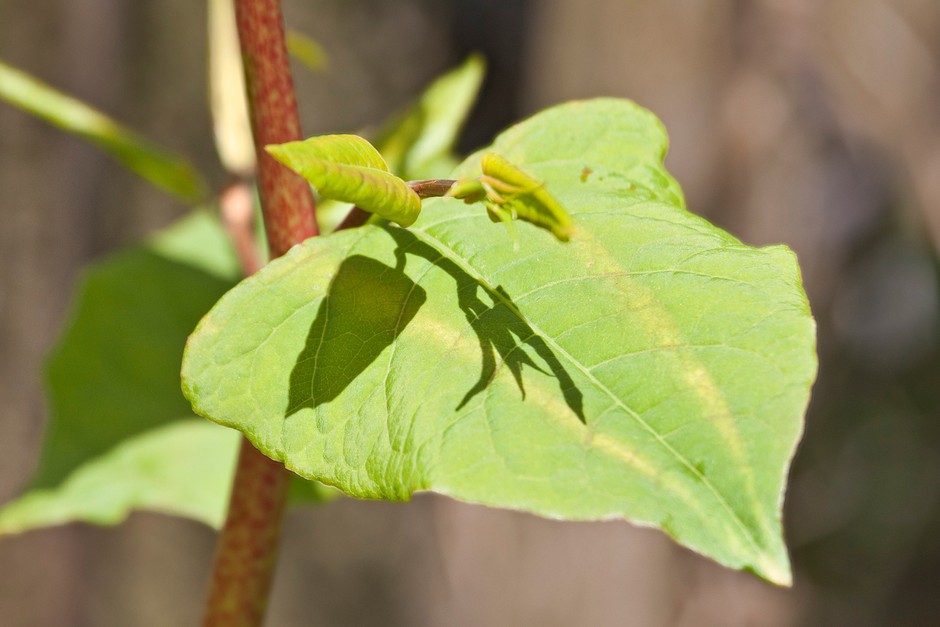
[203,441,292,627]
[235,0,318,257]
[203,1,317,625]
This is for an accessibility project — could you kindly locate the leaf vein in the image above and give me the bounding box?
[408,226,765,556]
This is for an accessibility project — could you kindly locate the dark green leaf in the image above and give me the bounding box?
[0,212,331,535]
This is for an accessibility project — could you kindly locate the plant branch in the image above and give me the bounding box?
[220,179,263,276]
[235,0,318,257]
[409,178,458,198]
[203,0,316,625]
[336,178,458,231]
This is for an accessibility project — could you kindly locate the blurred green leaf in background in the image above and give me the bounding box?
[0,60,206,202]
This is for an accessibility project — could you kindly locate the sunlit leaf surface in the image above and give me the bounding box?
[183,99,816,584]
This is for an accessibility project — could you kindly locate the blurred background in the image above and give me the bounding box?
[2,0,940,625]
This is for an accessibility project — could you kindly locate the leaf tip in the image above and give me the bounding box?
[755,552,793,587]
[465,51,487,73]
[264,141,308,172]
[264,143,286,161]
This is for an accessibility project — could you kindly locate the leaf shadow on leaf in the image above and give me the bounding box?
[284,229,585,424]
[286,255,428,415]
[386,227,586,423]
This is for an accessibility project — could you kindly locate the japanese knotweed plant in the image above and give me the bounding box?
[0,26,487,536]
[184,98,816,585]
[0,0,815,601]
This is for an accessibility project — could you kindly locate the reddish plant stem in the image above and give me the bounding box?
[220,179,263,276]
[335,206,372,231]
[235,0,318,257]
[409,178,458,198]
[207,7,458,617]
[203,440,292,627]
[203,0,317,626]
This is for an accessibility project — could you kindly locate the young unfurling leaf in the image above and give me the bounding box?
[447,153,574,242]
[267,134,421,227]
[480,153,574,241]
[269,133,573,241]
[446,178,487,204]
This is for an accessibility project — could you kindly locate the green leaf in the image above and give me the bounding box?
[286,30,329,73]
[182,99,817,584]
[267,134,421,226]
[375,54,485,180]
[33,213,239,491]
[0,421,239,533]
[0,59,206,202]
[308,56,484,233]
[477,152,574,241]
[0,212,330,535]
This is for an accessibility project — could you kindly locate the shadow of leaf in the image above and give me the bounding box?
[286,254,427,416]
[386,227,585,424]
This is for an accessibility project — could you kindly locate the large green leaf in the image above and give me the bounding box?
[182,99,816,584]
[0,59,206,202]
[33,212,240,490]
[0,212,330,535]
